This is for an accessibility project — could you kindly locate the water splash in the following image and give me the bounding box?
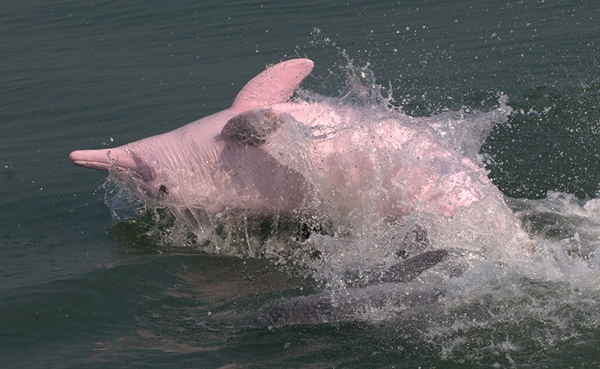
[104,61,599,344]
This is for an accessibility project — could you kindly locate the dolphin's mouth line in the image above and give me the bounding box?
[70,157,112,171]
[70,148,155,182]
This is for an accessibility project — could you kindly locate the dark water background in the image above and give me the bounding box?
[1,1,598,368]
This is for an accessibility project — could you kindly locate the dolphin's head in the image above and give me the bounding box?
[69,58,315,205]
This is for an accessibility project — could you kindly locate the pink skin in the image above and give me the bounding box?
[264,108,490,218]
[70,58,527,255]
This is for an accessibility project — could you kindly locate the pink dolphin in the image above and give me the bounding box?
[70,59,528,255]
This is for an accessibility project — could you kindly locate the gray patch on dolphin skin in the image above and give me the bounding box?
[220,108,286,145]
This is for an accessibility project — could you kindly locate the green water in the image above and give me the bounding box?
[1,1,598,367]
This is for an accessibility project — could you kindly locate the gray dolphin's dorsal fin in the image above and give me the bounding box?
[366,249,448,286]
[230,59,314,112]
[220,108,286,145]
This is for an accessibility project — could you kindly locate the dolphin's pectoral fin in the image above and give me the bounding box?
[220,109,287,145]
[369,249,448,285]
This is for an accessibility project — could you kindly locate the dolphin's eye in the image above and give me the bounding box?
[159,185,168,194]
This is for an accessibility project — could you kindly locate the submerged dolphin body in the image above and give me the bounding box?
[211,250,448,327]
[247,282,444,326]
[70,58,528,257]
[254,250,449,326]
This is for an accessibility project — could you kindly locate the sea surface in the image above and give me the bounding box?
[1,1,599,368]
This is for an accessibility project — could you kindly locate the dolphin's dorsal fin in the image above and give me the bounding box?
[369,249,448,285]
[230,58,314,112]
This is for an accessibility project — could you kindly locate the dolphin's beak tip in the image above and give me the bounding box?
[68,149,111,171]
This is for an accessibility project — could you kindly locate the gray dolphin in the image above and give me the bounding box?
[217,250,448,327]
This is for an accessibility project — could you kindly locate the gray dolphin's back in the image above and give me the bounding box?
[214,250,448,327]
[244,282,445,326]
